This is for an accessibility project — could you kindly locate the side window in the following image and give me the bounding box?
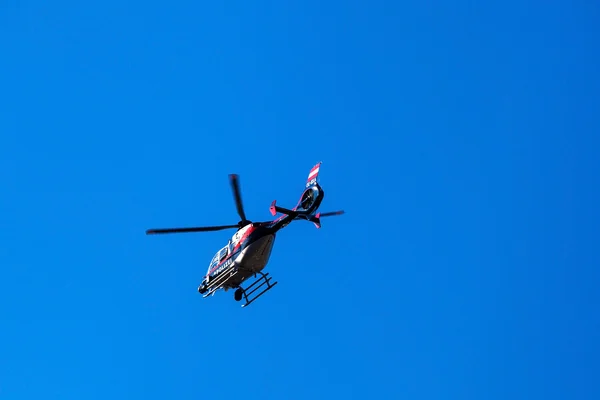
[219,247,228,261]
[208,256,218,273]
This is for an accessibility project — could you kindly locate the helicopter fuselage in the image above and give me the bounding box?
[205,227,275,287]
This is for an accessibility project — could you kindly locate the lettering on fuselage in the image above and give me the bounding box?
[212,257,234,276]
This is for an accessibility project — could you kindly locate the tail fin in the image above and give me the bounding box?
[268,162,333,225]
[306,161,322,188]
[309,212,321,229]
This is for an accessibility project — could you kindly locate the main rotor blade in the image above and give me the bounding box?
[229,174,248,223]
[146,225,239,235]
[319,210,345,217]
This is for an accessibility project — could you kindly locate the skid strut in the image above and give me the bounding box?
[236,271,278,308]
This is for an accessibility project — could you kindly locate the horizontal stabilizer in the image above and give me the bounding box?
[319,210,345,217]
[305,210,344,228]
[269,200,298,217]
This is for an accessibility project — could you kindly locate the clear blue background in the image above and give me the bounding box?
[1,1,598,399]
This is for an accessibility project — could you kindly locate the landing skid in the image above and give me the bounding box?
[234,271,278,308]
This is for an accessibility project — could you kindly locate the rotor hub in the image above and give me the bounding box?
[238,220,252,228]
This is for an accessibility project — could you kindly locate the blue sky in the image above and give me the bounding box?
[1,1,598,399]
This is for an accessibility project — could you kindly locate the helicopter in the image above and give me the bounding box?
[145,162,345,307]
